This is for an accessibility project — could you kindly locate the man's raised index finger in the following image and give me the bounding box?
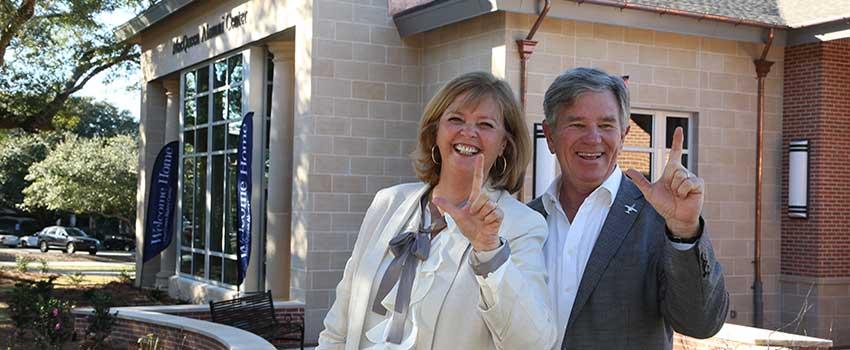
[667,127,685,166]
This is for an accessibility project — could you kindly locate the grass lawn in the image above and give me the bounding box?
[0,268,182,350]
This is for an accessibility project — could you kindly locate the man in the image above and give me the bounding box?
[529,67,729,349]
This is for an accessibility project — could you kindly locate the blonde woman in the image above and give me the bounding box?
[318,72,556,350]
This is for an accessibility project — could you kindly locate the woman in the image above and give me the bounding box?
[318,72,556,350]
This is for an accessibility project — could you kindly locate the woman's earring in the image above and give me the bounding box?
[495,155,507,177]
[431,145,441,165]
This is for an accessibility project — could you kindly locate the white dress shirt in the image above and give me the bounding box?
[360,201,507,349]
[542,167,623,349]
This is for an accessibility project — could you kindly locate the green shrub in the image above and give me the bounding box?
[15,255,35,273]
[80,290,118,350]
[38,258,48,273]
[6,275,58,338]
[67,272,86,286]
[118,269,133,284]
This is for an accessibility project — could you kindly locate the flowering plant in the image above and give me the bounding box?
[31,297,74,350]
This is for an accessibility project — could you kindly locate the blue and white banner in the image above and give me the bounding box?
[143,141,179,263]
[236,112,254,286]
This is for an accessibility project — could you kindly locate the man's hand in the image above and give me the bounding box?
[625,127,703,238]
[433,155,503,251]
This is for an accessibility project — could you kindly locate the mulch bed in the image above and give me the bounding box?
[0,269,183,349]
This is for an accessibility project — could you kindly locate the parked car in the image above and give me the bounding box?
[0,216,36,248]
[101,235,135,251]
[37,226,101,255]
[0,231,21,248]
[18,229,43,248]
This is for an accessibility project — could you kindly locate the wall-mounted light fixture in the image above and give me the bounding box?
[533,123,556,198]
[788,139,809,218]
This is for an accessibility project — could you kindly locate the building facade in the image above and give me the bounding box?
[120,0,850,344]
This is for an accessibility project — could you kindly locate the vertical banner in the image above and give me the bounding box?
[236,112,254,286]
[143,141,180,262]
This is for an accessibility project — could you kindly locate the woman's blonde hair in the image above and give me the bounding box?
[412,71,530,193]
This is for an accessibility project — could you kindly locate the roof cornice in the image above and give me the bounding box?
[114,0,196,42]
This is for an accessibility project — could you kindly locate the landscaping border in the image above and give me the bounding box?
[73,301,304,349]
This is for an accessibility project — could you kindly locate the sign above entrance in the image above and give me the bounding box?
[171,10,248,55]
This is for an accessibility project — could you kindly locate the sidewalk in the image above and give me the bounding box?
[0,261,134,269]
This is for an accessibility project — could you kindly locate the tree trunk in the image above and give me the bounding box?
[0,0,36,68]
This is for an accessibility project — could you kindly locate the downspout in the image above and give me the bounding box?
[753,28,775,329]
[517,0,550,200]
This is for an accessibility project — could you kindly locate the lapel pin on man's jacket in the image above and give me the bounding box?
[624,204,637,215]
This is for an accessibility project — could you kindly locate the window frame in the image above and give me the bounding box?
[177,50,249,289]
[621,108,694,182]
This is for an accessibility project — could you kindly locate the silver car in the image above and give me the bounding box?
[18,230,42,248]
[0,232,20,248]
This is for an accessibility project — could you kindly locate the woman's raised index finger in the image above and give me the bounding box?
[468,154,485,204]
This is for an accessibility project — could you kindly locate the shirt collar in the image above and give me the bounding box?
[541,165,623,214]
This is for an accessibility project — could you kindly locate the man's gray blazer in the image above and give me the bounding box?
[528,177,729,350]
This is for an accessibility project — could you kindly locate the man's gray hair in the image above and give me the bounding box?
[543,67,630,128]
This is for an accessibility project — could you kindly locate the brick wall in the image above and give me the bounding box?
[75,317,230,350]
[301,6,788,341]
[782,39,850,277]
[73,304,304,349]
[781,38,850,345]
[422,12,507,100]
[293,0,424,341]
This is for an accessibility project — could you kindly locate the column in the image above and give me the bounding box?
[265,41,295,300]
[135,81,167,288]
[243,46,268,292]
[155,79,180,290]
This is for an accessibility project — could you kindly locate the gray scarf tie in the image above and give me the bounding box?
[371,194,446,344]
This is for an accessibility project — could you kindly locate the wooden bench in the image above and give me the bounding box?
[209,291,304,349]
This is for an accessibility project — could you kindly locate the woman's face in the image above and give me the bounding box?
[435,94,507,182]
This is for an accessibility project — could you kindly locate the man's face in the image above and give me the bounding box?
[542,90,629,193]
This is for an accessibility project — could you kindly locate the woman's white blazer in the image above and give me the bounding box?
[317,182,556,350]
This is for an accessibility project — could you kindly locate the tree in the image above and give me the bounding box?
[55,96,138,137]
[0,131,60,208]
[22,134,138,231]
[0,0,144,131]
[0,99,136,212]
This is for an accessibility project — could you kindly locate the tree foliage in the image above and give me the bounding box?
[0,131,61,208]
[0,98,137,217]
[55,96,138,137]
[22,134,138,228]
[0,0,144,131]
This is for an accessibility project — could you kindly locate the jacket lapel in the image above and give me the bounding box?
[566,178,644,330]
[346,183,430,347]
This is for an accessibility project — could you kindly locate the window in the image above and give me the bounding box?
[619,109,693,181]
[179,51,246,287]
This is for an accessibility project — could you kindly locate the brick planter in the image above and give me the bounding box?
[73,301,305,349]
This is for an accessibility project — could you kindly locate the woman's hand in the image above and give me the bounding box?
[432,155,503,252]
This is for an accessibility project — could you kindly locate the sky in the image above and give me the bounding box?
[76,8,141,120]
